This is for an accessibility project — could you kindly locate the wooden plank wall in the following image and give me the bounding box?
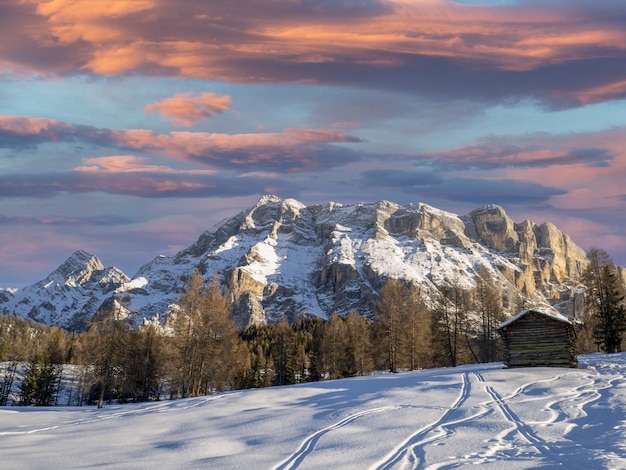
[500,312,578,368]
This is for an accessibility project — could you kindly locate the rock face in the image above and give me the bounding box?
[462,206,588,302]
[116,197,590,329]
[0,197,596,330]
[0,250,129,331]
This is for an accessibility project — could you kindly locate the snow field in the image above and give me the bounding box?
[1,353,625,469]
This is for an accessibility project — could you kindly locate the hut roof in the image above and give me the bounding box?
[499,307,573,329]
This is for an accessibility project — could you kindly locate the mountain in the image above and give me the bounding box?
[0,250,129,331]
[1,196,591,330]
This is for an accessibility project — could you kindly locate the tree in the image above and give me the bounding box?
[172,269,205,398]
[171,270,238,397]
[18,333,66,406]
[0,361,17,406]
[402,285,432,370]
[19,357,63,406]
[434,281,472,367]
[87,299,131,408]
[374,279,406,373]
[271,319,297,386]
[344,310,373,376]
[320,312,349,379]
[583,248,626,353]
[474,268,504,363]
[120,325,166,402]
[192,273,237,394]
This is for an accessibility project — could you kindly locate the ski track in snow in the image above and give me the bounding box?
[371,372,475,470]
[272,406,401,470]
[271,361,626,470]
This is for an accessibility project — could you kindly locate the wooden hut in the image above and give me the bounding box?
[498,308,578,368]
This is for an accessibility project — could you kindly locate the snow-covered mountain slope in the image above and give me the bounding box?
[118,196,588,328]
[0,250,129,331]
[1,196,590,329]
[2,353,625,469]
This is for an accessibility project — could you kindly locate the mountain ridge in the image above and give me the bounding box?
[0,196,594,330]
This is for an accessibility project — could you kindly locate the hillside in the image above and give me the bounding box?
[1,353,625,469]
[1,196,590,330]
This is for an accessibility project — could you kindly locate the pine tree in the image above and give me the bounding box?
[19,338,64,407]
[271,319,297,386]
[583,248,626,353]
[0,361,17,406]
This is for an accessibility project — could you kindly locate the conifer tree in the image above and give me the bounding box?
[583,248,626,353]
[271,319,297,386]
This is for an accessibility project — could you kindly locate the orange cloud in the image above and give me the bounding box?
[18,0,626,79]
[144,92,231,126]
[29,0,155,43]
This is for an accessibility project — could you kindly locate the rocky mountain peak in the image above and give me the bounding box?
[0,197,598,330]
[54,250,104,284]
[0,251,130,331]
[465,204,518,252]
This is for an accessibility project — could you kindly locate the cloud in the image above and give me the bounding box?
[0,214,132,226]
[0,154,300,199]
[0,170,294,199]
[359,169,566,206]
[414,141,615,170]
[30,0,156,44]
[113,127,364,165]
[3,1,626,107]
[144,92,231,126]
[0,116,113,149]
[0,115,363,172]
[74,155,217,174]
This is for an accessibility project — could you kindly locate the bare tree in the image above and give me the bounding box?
[474,268,504,363]
[344,310,373,376]
[374,279,407,372]
[172,270,237,397]
[320,312,349,379]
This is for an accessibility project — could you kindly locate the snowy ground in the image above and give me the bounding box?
[2,353,626,469]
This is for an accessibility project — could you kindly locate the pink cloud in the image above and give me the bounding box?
[0,114,362,172]
[1,0,622,106]
[0,115,70,135]
[108,127,362,170]
[550,80,626,106]
[74,156,217,175]
[144,92,231,126]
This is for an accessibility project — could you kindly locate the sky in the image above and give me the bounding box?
[1,0,626,287]
[2,353,626,468]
